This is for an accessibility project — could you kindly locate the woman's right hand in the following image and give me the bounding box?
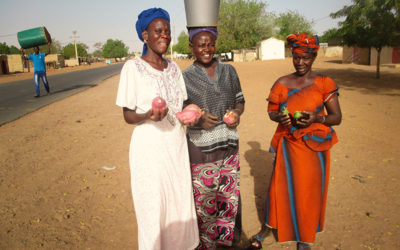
[147,107,169,122]
[270,111,291,127]
[199,112,219,130]
[278,112,292,127]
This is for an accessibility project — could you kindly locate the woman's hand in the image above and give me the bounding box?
[225,109,241,128]
[147,106,169,122]
[184,110,204,127]
[270,111,292,127]
[199,111,219,130]
[294,111,314,128]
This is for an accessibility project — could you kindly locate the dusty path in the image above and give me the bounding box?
[0,58,399,249]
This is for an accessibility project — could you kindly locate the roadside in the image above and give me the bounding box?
[0,62,118,84]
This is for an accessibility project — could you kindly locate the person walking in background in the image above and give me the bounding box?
[182,26,245,249]
[21,42,51,97]
[115,8,199,250]
[246,32,342,250]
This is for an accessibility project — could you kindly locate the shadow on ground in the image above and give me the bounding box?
[244,141,275,225]
[315,62,400,96]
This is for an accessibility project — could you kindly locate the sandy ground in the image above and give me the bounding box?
[0,57,399,250]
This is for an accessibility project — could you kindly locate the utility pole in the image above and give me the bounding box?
[73,31,79,65]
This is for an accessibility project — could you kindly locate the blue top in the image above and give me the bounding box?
[28,52,46,72]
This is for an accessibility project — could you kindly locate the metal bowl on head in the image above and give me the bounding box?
[184,0,220,28]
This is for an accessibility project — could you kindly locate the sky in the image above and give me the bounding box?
[1,0,353,53]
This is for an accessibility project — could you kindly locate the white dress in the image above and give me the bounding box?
[116,58,199,250]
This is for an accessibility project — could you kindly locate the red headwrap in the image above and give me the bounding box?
[287,32,320,54]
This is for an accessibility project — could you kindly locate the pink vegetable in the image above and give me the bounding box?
[184,104,201,113]
[223,111,235,125]
[152,97,166,111]
[176,104,202,124]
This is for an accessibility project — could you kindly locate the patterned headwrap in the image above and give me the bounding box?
[135,8,170,56]
[287,32,320,54]
[188,27,218,42]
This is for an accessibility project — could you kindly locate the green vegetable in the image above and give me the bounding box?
[294,111,302,119]
[282,107,289,115]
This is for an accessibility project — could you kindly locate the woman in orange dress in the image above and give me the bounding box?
[247,32,342,250]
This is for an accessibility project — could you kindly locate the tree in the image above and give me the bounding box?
[62,43,89,59]
[173,31,191,54]
[92,42,103,58]
[9,45,20,54]
[319,28,342,44]
[274,10,314,41]
[102,39,129,58]
[37,39,63,54]
[0,42,11,54]
[217,0,274,52]
[331,0,400,78]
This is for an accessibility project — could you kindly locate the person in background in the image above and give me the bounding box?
[182,26,245,249]
[21,42,51,97]
[115,8,199,250]
[246,32,342,250]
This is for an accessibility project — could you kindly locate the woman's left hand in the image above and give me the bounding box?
[295,111,316,128]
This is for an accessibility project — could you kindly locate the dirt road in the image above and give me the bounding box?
[0,57,399,249]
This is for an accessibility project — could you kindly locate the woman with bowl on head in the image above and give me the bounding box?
[116,8,199,250]
[182,27,245,249]
[247,32,342,250]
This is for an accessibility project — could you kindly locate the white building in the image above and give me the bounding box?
[257,37,285,61]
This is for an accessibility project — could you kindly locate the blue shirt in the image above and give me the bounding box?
[28,52,46,72]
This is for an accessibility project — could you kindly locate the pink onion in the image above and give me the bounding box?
[176,104,202,124]
[152,97,166,111]
[223,111,235,125]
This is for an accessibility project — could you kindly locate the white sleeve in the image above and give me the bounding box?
[116,60,137,110]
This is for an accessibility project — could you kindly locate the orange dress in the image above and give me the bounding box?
[266,75,339,243]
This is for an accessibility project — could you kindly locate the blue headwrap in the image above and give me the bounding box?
[135,8,170,56]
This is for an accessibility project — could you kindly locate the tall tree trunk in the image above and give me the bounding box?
[376,47,381,79]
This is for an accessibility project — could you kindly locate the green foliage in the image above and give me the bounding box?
[62,43,89,59]
[0,42,11,54]
[217,0,274,52]
[319,28,342,44]
[331,0,400,48]
[331,0,400,78]
[274,10,314,41]
[173,31,191,54]
[9,45,20,54]
[92,50,103,58]
[102,39,129,58]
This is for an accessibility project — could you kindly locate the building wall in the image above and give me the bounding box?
[259,38,285,61]
[370,46,398,65]
[319,46,343,58]
[64,58,79,67]
[45,54,65,68]
[343,46,370,65]
[6,54,24,73]
[0,55,8,74]
[232,49,257,62]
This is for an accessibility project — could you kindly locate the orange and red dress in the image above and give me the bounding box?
[266,75,339,244]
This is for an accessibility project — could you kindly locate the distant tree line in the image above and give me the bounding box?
[0,39,129,59]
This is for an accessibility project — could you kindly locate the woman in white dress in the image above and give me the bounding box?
[116,8,199,250]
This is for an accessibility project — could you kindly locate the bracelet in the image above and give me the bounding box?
[321,115,326,124]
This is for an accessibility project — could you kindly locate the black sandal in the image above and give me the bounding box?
[244,234,265,249]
